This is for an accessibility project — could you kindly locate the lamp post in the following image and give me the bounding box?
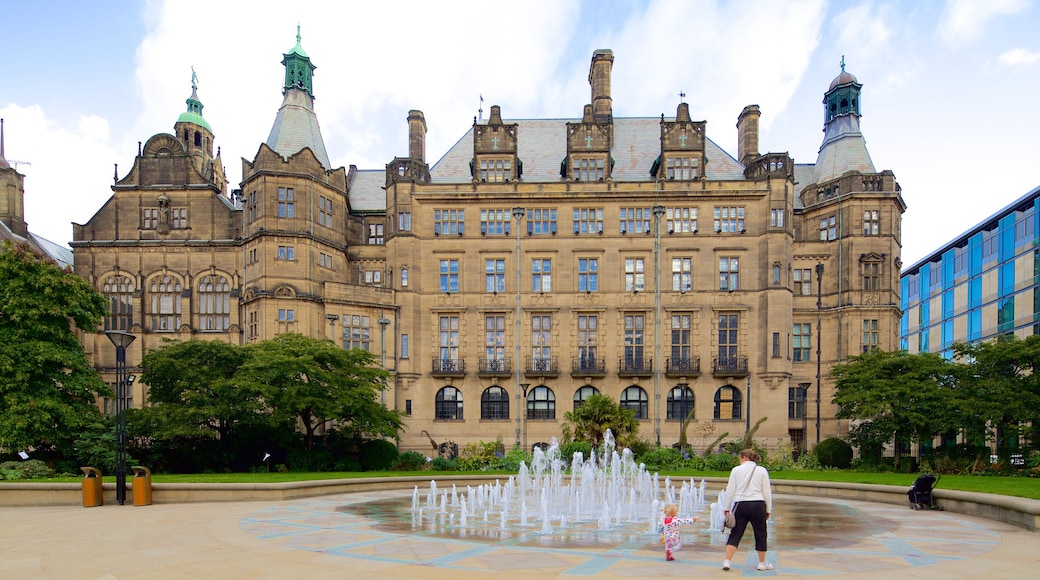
[105,330,136,505]
[512,207,525,447]
[378,313,391,407]
[325,313,339,340]
[520,382,531,452]
[745,374,751,435]
[652,204,665,446]
[815,262,824,445]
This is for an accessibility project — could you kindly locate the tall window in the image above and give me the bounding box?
[670,313,692,369]
[398,211,411,231]
[863,210,880,235]
[718,314,739,364]
[527,386,556,420]
[434,209,464,236]
[277,245,295,260]
[247,191,258,222]
[247,310,258,340]
[480,209,510,235]
[481,386,509,420]
[363,270,382,286]
[143,208,158,229]
[620,207,651,234]
[401,334,409,358]
[625,258,645,291]
[624,314,645,366]
[719,257,739,291]
[665,207,697,233]
[578,258,598,292]
[318,252,334,270]
[713,206,745,233]
[573,385,599,411]
[103,275,134,331]
[527,208,556,235]
[485,315,506,371]
[714,385,742,420]
[572,157,605,181]
[485,259,506,293]
[439,259,460,293]
[573,207,604,234]
[863,262,881,290]
[620,386,648,419]
[197,275,230,331]
[577,315,598,369]
[319,196,333,227]
[368,223,384,245]
[667,386,694,420]
[277,187,295,218]
[666,157,696,180]
[789,385,807,419]
[863,319,879,352]
[343,314,370,351]
[532,259,552,292]
[672,257,692,292]
[435,386,463,420]
[531,315,552,371]
[150,275,182,331]
[793,323,811,362]
[794,268,812,295]
[401,268,408,287]
[772,332,781,358]
[770,208,784,228]
[171,208,187,228]
[479,158,511,182]
[819,215,836,240]
[439,316,460,369]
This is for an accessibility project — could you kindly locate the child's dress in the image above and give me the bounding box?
[662,515,696,558]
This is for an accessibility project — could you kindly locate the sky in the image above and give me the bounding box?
[1,0,1038,267]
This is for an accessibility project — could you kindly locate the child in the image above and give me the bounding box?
[662,503,697,561]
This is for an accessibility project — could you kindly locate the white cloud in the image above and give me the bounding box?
[998,48,1040,65]
[939,0,1028,44]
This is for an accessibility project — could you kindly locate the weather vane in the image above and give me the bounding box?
[840,55,845,72]
[191,66,198,90]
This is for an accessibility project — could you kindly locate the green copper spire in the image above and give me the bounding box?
[282,25,316,96]
[177,67,212,132]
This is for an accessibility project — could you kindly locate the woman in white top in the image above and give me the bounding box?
[722,449,773,571]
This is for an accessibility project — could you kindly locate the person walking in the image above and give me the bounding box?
[722,449,773,571]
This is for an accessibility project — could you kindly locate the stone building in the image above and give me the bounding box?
[72,36,905,453]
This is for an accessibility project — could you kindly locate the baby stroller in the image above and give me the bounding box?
[908,473,942,510]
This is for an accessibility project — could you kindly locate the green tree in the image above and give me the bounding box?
[562,393,638,448]
[238,334,401,450]
[0,241,109,455]
[831,349,955,469]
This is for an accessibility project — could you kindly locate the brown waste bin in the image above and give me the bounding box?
[80,467,103,507]
[131,466,152,506]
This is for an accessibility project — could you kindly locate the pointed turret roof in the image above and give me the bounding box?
[176,69,212,132]
[265,27,331,170]
[811,59,875,184]
[0,118,10,170]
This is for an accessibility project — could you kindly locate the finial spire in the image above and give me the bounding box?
[297,24,301,44]
[679,90,686,103]
[840,55,845,72]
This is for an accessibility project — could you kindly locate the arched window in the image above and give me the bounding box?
[527,386,555,420]
[149,275,182,332]
[103,275,134,331]
[480,386,509,420]
[435,386,463,420]
[401,268,409,287]
[573,385,599,411]
[714,385,742,420]
[620,386,648,419]
[198,275,230,331]
[194,131,201,146]
[667,386,695,420]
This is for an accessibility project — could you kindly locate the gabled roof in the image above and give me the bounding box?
[348,169,385,213]
[0,221,72,268]
[430,117,744,183]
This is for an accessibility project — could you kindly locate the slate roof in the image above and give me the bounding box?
[430,117,745,183]
[810,114,875,185]
[266,89,331,170]
[348,169,386,213]
[0,220,72,268]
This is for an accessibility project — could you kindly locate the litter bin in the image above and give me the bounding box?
[80,467,103,507]
[131,466,152,506]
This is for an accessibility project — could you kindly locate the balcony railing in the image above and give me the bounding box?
[477,357,512,378]
[431,358,466,377]
[665,357,701,377]
[524,357,559,377]
[712,356,749,377]
[618,357,653,377]
[571,357,606,377]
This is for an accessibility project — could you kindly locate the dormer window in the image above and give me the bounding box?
[479,157,512,182]
[572,155,606,181]
[666,156,697,180]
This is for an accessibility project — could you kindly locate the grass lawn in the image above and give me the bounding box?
[15,470,1040,500]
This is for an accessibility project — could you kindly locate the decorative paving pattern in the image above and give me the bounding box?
[240,490,1003,577]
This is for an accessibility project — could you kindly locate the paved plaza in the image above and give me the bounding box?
[1,489,1035,579]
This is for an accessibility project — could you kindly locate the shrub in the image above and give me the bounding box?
[703,452,738,472]
[0,459,56,480]
[638,447,683,471]
[457,441,501,471]
[395,451,427,471]
[560,441,592,461]
[814,437,853,469]
[431,456,458,471]
[359,439,399,471]
[492,446,531,471]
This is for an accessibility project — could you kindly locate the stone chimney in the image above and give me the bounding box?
[737,105,761,166]
[589,49,614,123]
[408,110,426,162]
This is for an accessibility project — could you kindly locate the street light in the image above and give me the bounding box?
[652,204,666,447]
[105,330,136,505]
[325,313,339,340]
[520,382,531,452]
[745,374,751,435]
[378,313,391,407]
[512,207,525,448]
[815,262,824,446]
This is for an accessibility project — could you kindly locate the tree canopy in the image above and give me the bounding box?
[0,241,109,454]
